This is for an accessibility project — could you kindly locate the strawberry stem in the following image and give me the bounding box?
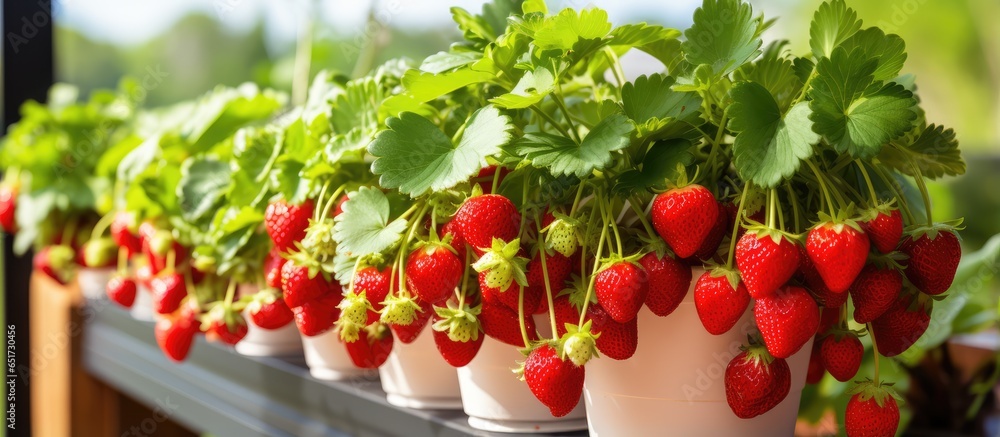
[530,106,573,140]
[805,159,836,216]
[534,212,559,338]
[570,181,585,216]
[224,278,237,306]
[906,160,934,226]
[457,248,471,309]
[314,179,333,221]
[578,201,609,327]
[627,197,656,239]
[166,248,176,274]
[393,202,430,297]
[116,246,127,275]
[867,322,881,383]
[491,166,502,194]
[768,188,777,230]
[62,216,79,250]
[552,91,582,144]
[319,185,346,220]
[90,211,116,240]
[855,159,879,207]
[784,182,801,232]
[772,188,785,231]
[607,198,623,256]
[726,184,751,269]
[517,283,531,348]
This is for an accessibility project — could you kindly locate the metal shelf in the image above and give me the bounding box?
[81,304,587,437]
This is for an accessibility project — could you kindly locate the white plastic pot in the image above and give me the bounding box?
[379,326,462,409]
[234,285,303,358]
[77,267,114,300]
[457,315,588,433]
[583,268,814,436]
[301,328,368,381]
[129,283,156,322]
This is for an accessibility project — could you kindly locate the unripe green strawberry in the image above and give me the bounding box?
[150,230,175,256]
[301,218,337,258]
[338,290,370,327]
[543,214,580,258]
[561,321,599,366]
[379,294,421,326]
[83,237,118,268]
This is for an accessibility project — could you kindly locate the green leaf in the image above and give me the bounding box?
[733,44,803,112]
[729,82,819,188]
[334,186,408,257]
[515,114,634,177]
[369,106,513,197]
[878,124,965,180]
[809,0,862,59]
[637,38,687,75]
[452,7,496,44]
[809,48,917,159]
[402,68,495,103]
[420,51,482,74]
[480,0,524,38]
[270,160,311,204]
[613,139,694,196]
[609,24,681,47]
[838,27,907,83]
[489,67,555,109]
[682,0,763,76]
[621,74,702,137]
[533,8,612,51]
[178,158,232,223]
[329,77,382,135]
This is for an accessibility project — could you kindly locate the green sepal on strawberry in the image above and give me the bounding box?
[520,342,585,418]
[651,183,720,259]
[806,210,871,293]
[472,238,529,293]
[390,297,434,344]
[724,343,791,419]
[694,266,750,335]
[819,328,864,382]
[735,227,801,299]
[432,300,481,343]
[900,224,962,296]
[432,314,484,367]
[845,379,902,437]
[301,217,338,259]
[594,256,649,323]
[754,285,820,359]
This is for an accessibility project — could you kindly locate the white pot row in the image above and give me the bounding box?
[86,267,809,434]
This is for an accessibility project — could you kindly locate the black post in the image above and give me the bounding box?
[3,1,54,436]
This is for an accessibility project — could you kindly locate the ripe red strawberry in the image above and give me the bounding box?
[155,307,200,362]
[140,226,186,274]
[523,343,584,417]
[806,221,870,293]
[248,292,295,329]
[594,261,648,323]
[106,275,137,308]
[281,258,331,308]
[725,345,791,419]
[850,265,903,324]
[694,269,750,335]
[845,383,901,437]
[390,298,434,344]
[735,231,801,298]
[806,341,826,384]
[870,292,931,357]
[453,194,520,255]
[479,300,539,347]
[34,245,76,285]
[639,252,692,317]
[754,286,820,359]
[345,325,394,368]
[264,199,314,252]
[587,303,638,360]
[264,249,286,289]
[0,184,16,234]
[651,184,719,259]
[900,230,961,295]
[441,220,467,261]
[820,331,863,382]
[293,293,342,336]
[150,273,187,314]
[479,273,539,316]
[406,244,463,304]
[354,266,392,324]
[111,212,141,256]
[207,314,249,345]
[861,208,903,254]
[433,320,484,367]
[692,202,729,260]
[799,246,848,308]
